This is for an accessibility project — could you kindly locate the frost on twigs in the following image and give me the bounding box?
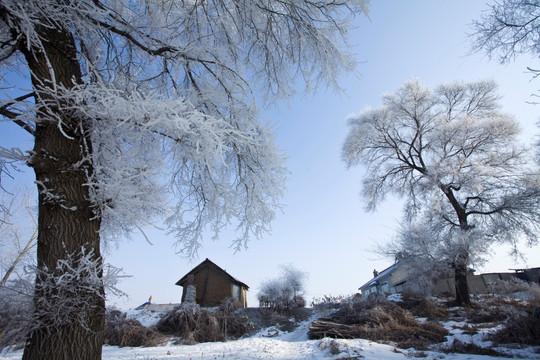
[30,247,126,332]
[0,278,33,349]
[1,0,371,257]
[41,82,287,255]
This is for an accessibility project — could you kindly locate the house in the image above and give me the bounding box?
[359,259,413,296]
[360,258,540,297]
[175,258,249,308]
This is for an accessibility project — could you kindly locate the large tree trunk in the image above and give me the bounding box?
[441,187,472,307]
[21,24,105,360]
[453,250,471,306]
[454,265,470,306]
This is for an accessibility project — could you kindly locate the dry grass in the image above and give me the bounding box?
[488,306,540,346]
[308,296,448,350]
[105,310,166,347]
[462,295,531,325]
[258,306,312,332]
[0,285,32,349]
[441,339,507,357]
[156,298,249,344]
[216,298,251,340]
[398,292,448,321]
[0,305,30,349]
[156,306,222,344]
[480,294,527,307]
[467,307,509,324]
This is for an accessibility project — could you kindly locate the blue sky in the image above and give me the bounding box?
[2,0,539,309]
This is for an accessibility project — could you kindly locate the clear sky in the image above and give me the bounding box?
[1,0,539,309]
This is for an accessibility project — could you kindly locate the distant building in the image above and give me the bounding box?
[360,258,540,297]
[175,258,249,308]
[359,259,412,296]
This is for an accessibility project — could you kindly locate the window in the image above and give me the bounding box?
[232,284,240,300]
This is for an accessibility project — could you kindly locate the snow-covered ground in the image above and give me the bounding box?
[3,301,539,360]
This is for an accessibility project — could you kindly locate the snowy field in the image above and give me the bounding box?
[3,303,539,360]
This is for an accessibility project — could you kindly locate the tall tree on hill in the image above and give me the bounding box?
[0,1,370,359]
[343,79,540,306]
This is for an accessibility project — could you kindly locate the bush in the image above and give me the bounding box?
[398,291,448,321]
[308,296,448,350]
[156,298,249,344]
[310,294,350,307]
[0,281,33,349]
[441,339,506,356]
[488,306,540,346]
[156,305,219,344]
[215,298,250,340]
[104,309,165,347]
[467,307,509,324]
[466,295,525,324]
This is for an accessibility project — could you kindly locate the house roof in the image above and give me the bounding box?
[175,258,249,290]
[359,260,407,291]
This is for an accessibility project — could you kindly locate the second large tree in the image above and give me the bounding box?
[343,79,539,305]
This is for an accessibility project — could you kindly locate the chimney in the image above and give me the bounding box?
[373,269,379,277]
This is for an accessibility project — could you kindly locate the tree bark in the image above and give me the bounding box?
[441,186,472,306]
[453,256,471,306]
[20,23,104,360]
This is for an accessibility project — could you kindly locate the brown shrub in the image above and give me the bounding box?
[467,308,508,324]
[466,296,529,324]
[156,305,221,343]
[105,310,166,347]
[215,298,250,340]
[477,295,529,310]
[441,339,506,357]
[0,284,33,349]
[156,299,249,344]
[488,306,540,346]
[309,297,448,350]
[398,292,448,321]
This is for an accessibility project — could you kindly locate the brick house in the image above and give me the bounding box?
[175,258,249,308]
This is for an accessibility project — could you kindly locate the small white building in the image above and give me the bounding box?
[359,259,412,296]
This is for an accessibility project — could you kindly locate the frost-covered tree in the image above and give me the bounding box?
[0,1,369,359]
[281,264,307,304]
[258,264,307,310]
[471,0,540,100]
[343,79,540,306]
[471,0,540,63]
